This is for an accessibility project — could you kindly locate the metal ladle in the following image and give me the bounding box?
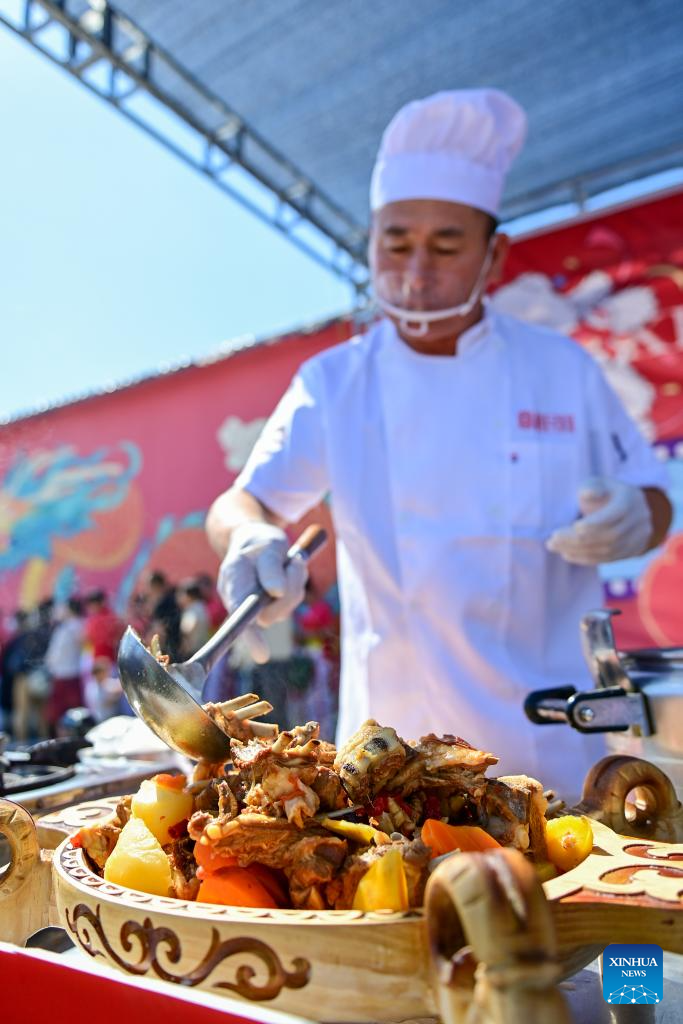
[117,524,327,761]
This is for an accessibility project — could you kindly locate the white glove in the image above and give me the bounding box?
[546,477,652,566]
[217,522,307,663]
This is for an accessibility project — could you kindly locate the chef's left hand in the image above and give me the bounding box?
[546,477,653,565]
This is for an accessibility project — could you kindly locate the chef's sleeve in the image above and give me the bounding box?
[585,358,668,491]
[233,363,329,523]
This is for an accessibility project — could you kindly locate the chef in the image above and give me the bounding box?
[207,89,671,793]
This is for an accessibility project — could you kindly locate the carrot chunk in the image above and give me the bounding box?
[421,819,501,858]
[196,866,278,908]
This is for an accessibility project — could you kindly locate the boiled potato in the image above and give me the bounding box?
[103,817,172,896]
[131,774,193,845]
[352,849,409,911]
[544,814,593,873]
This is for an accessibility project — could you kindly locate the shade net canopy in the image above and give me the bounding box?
[114,0,682,225]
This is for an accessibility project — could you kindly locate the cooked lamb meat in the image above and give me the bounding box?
[286,833,350,906]
[75,819,121,870]
[203,693,279,741]
[165,834,200,901]
[115,795,132,827]
[334,721,410,804]
[188,810,214,840]
[274,720,320,747]
[192,780,220,815]
[191,811,346,869]
[387,734,498,797]
[290,883,328,910]
[232,722,334,772]
[74,798,133,871]
[487,775,548,858]
[478,779,531,850]
[230,736,273,775]
[93,702,558,913]
[245,764,320,825]
[311,766,348,812]
[408,789,471,825]
[217,779,240,819]
[401,835,432,903]
[191,772,245,816]
[191,811,347,908]
[271,721,335,761]
[232,722,341,824]
[325,853,372,909]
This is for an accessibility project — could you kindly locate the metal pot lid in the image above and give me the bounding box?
[0,763,76,797]
[633,677,683,697]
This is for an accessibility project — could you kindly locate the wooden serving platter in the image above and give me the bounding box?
[1,755,682,1024]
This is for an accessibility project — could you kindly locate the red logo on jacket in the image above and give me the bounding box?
[517,411,575,433]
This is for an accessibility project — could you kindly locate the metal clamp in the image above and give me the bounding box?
[566,686,653,735]
[524,686,578,725]
[524,684,653,736]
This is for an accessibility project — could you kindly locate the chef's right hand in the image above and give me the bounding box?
[217,522,307,663]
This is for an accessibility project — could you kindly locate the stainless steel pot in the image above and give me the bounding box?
[525,609,683,792]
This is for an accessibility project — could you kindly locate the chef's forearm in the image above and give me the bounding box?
[643,487,673,552]
[206,487,286,557]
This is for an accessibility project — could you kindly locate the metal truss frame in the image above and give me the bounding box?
[0,0,370,293]
[503,141,683,222]
[3,0,681,291]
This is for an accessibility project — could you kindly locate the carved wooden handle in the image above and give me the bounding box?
[0,797,53,945]
[425,848,573,1024]
[575,755,683,842]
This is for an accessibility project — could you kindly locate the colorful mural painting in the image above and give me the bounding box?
[0,319,353,617]
[0,442,143,606]
[0,189,682,650]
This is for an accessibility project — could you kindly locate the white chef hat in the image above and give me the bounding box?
[370,89,527,216]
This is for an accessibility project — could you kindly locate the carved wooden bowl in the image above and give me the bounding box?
[4,755,683,1024]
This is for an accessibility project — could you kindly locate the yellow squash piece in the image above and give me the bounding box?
[319,816,383,845]
[352,848,409,912]
[103,816,172,896]
[131,776,194,845]
[544,814,593,873]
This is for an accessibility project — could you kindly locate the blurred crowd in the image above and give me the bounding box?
[0,571,340,747]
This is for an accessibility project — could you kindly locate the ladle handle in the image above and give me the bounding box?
[187,524,327,673]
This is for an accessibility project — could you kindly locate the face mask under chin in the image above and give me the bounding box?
[371,242,494,331]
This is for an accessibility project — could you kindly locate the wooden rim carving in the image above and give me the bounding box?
[425,848,573,1024]
[576,755,683,842]
[64,901,311,999]
[0,798,41,900]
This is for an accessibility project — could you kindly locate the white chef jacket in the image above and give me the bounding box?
[235,307,667,797]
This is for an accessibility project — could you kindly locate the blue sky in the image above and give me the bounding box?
[1,25,352,422]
